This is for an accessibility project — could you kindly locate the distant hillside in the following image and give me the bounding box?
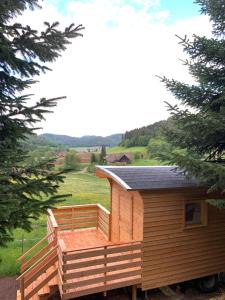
[22,134,58,150]
[41,133,123,147]
[120,119,172,147]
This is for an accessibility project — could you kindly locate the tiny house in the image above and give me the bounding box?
[96,166,225,291]
[17,166,225,300]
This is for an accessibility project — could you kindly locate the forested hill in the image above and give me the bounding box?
[41,133,123,147]
[120,119,171,147]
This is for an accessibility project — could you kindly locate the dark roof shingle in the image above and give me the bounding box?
[97,166,199,190]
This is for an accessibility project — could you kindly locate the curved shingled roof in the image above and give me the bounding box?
[96,166,199,191]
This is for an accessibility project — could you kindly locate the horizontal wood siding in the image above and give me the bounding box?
[141,189,225,290]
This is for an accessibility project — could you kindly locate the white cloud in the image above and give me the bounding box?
[19,0,211,136]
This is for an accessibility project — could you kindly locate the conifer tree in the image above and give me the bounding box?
[160,0,225,204]
[0,0,83,245]
[100,145,107,164]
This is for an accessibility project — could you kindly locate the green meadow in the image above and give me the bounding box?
[107,146,146,154]
[0,172,110,276]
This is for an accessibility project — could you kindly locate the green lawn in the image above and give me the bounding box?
[130,159,163,166]
[107,146,146,154]
[0,172,110,276]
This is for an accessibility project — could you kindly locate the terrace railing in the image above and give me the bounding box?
[17,204,142,300]
[57,240,142,299]
[48,204,111,238]
[17,231,58,300]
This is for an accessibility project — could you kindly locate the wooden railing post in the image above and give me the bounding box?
[72,207,75,231]
[96,205,99,230]
[132,285,137,300]
[58,239,67,298]
[108,213,112,242]
[20,277,25,300]
[104,245,107,288]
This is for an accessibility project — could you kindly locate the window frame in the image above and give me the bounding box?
[183,200,208,229]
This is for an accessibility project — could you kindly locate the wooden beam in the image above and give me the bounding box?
[132,285,137,300]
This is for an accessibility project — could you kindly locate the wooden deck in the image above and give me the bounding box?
[17,204,142,300]
[58,228,112,251]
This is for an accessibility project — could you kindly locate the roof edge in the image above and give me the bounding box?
[96,165,132,190]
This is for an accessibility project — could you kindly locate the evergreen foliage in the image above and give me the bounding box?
[0,0,83,245]
[99,145,107,164]
[90,153,96,164]
[120,119,172,147]
[147,138,174,159]
[160,0,225,202]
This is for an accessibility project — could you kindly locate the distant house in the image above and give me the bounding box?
[53,151,66,166]
[106,153,133,164]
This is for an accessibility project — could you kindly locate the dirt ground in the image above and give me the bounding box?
[0,277,224,300]
[0,277,18,300]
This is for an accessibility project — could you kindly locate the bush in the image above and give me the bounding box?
[91,153,96,164]
[64,150,80,170]
[147,138,173,159]
[87,164,96,173]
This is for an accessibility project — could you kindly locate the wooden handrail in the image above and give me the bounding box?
[17,231,55,262]
[17,244,58,280]
[64,240,142,254]
[53,204,98,210]
[97,204,110,214]
[21,239,57,272]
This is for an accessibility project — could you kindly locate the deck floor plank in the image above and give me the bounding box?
[58,228,112,251]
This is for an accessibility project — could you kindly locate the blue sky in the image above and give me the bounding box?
[51,0,201,23]
[160,0,200,21]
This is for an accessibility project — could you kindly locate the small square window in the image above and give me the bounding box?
[184,201,207,228]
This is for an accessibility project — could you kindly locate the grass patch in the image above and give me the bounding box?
[107,146,146,154]
[0,172,110,276]
[130,159,163,166]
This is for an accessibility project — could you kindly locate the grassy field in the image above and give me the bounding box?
[107,146,146,154]
[0,172,110,276]
[130,159,164,166]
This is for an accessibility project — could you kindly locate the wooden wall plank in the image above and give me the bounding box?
[141,189,225,291]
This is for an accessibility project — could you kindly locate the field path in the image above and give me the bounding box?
[79,166,88,174]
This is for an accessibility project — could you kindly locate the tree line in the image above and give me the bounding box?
[120,119,173,147]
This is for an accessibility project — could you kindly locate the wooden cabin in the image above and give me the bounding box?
[17,166,225,300]
[106,153,133,164]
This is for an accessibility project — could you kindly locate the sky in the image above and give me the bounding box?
[21,0,211,137]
